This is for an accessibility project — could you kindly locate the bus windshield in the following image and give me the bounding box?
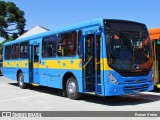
[105,20,152,72]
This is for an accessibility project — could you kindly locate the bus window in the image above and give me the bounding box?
[20,41,29,59]
[34,45,39,62]
[42,36,57,58]
[12,44,20,59]
[57,31,77,56]
[4,45,11,60]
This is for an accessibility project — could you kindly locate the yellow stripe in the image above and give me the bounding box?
[3,60,28,68]
[39,59,82,70]
[101,58,113,70]
[3,58,112,70]
[32,84,40,86]
[33,62,39,68]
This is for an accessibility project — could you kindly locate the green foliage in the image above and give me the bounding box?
[0,1,26,40]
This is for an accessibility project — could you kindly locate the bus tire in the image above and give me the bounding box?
[66,77,81,100]
[18,72,27,89]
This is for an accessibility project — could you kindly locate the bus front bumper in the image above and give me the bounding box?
[104,81,154,96]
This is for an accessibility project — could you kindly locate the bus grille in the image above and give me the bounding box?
[123,84,148,94]
[124,79,149,84]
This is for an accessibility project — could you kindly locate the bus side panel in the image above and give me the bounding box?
[39,68,63,88]
[3,67,16,80]
[3,60,29,82]
[39,73,48,86]
[48,75,61,88]
[33,68,40,84]
[39,68,82,91]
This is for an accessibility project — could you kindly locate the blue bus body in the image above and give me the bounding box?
[3,18,154,98]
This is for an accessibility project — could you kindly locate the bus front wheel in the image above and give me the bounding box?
[18,72,27,89]
[66,77,81,100]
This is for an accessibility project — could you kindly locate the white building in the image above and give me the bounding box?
[16,26,49,39]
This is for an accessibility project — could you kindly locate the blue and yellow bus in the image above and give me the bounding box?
[3,19,154,99]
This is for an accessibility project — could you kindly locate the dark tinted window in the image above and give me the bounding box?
[12,44,19,59]
[34,45,39,62]
[57,31,76,56]
[20,41,29,59]
[5,45,11,60]
[42,36,57,58]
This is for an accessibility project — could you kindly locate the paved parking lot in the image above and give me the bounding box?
[0,76,160,112]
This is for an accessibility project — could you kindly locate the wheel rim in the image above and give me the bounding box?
[67,80,76,95]
[19,75,23,86]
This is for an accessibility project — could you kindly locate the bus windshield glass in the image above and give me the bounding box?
[105,20,152,72]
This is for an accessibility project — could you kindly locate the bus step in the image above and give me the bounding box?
[156,84,160,88]
[86,92,101,95]
[32,83,40,86]
[86,92,95,95]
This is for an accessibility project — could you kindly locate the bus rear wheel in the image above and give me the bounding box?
[66,77,81,100]
[18,72,27,89]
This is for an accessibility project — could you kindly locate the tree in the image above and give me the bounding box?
[0,1,26,40]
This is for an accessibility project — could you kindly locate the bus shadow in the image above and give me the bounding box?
[8,83,160,106]
[82,93,160,106]
[8,83,63,96]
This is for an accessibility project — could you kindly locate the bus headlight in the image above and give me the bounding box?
[107,72,118,84]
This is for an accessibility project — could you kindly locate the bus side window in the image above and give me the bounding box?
[12,44,20,59]
[57,31,77,56]
[43,38,48,57]
[34,45,39,62]
[42,36,56,58]
[4,45,12,60]
[20,41,29,59]
[69,32,76,55]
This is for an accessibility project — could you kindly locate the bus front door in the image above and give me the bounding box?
[82,34,101,94]
[29,44,40,84]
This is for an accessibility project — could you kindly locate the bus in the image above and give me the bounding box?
[3,19,154,99]
[149,28,160,88]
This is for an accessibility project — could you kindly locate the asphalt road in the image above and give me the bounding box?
[0,76,160,119]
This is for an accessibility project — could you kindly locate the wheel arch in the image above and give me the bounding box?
[17,69,22,81]
[62,72,77,92]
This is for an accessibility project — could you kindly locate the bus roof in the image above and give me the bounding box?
[3,18,146,46]
[4,18,104,46]
[149,28,160,40]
